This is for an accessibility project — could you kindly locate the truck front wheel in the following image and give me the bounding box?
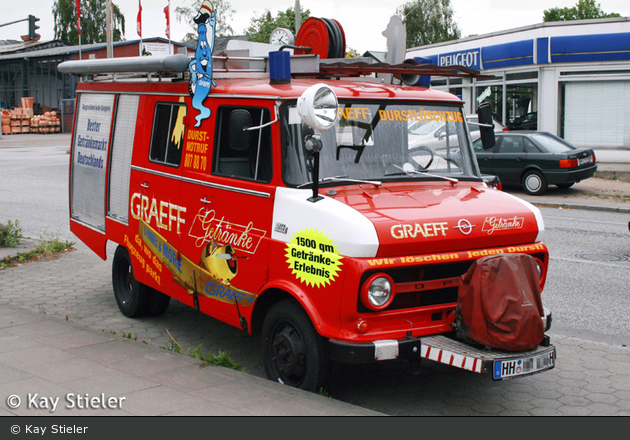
[261,299,329,392]
[112,245,151,318]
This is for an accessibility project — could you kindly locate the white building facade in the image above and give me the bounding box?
[407,17,630,149]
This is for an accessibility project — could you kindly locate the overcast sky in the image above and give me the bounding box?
[1,0,629,54]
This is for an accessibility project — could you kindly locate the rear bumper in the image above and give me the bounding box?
[545,164,597,184]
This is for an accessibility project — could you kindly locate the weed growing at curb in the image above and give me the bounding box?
[164,329,243,371]
[122,332,138,341]
[0,236,75,268]
[0,220,23,248]
[317,387,331,398]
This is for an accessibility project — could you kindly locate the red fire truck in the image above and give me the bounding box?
[60,17,555,391]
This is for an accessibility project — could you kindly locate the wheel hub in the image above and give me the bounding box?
[526,175,541,191]
[271,324,306,385]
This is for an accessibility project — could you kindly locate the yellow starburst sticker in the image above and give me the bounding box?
[285,228,343,288]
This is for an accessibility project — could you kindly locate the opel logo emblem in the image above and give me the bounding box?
[455,219,475,235]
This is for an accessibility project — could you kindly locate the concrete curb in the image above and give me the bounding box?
[531,201,630,214]
[0,238,41,263]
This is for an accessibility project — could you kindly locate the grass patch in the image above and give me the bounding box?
[0,220,23,248]
[164,330,243,371]
[0,236,75,268]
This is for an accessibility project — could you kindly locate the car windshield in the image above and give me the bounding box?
[530,133,575,153]
[281,101,480,187]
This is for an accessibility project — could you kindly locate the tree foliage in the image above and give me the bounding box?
[53,0,125,45]
[244,7,310,43]
[397,0,461,48]
[175,0,236,42]
[543,0,620,22]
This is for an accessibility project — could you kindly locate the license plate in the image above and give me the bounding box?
[493,348,555,380]
[579,156,592,165]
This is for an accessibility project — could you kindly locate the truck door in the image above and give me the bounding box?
[179,103,275,329]
[128,99,186,293]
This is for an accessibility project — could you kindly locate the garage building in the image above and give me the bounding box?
[407,17,630,149]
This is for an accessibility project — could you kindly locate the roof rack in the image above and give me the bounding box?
[57,51,490,84]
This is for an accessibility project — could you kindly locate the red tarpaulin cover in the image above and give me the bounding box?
[457,253,545,351]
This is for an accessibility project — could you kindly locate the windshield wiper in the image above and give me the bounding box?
[386,165,459,184]
[297,175,382,189]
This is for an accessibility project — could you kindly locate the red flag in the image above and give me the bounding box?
[76,0,81,35]
[137,0,142,38]
[164,5,170,39]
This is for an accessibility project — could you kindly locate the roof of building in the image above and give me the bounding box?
[0,37,194,61]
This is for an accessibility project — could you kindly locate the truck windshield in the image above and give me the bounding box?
[282,101,481,187]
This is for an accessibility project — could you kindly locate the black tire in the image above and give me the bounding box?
[522,170,548,195]
[112,246,151,318]
[146,290,171,317]
[261,299,329,392]
[556,182,574,189]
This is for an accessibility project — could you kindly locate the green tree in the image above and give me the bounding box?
[397,0,461,48]
[175,0,236,42]
[244,7,310,43]
[53,0,125,45]
[543,0,621,22]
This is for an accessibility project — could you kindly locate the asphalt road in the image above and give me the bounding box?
[0,145,72,242]
[538,208,630,343]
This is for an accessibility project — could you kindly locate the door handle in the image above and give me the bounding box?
[140,182,149,189]
[201,197,212,204]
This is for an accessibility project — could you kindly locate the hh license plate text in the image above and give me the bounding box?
[493,348,555,380]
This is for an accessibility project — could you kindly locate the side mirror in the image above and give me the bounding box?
[478,102,496,150]
[228,109,252,150]
[297,84,338,133]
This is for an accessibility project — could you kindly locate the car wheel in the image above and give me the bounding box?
[146,290,171,317]
[112,245,151,317]
[522,170,547,195]
[556,183,574,189]
[261,299,329,392]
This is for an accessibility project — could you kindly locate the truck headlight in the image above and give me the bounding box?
[361,274,395,311]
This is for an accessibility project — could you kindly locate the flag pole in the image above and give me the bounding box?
[106,0,113,58]
[76,0,82,59]
[137,0,143,56]
[168,0,172,55]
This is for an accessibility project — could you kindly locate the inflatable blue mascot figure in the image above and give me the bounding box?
[189,1,216,127]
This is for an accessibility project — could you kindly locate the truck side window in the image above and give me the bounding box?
[213,106,273,182]
[149,102,186,167]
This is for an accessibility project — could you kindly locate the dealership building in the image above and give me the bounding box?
[407,17,630,149]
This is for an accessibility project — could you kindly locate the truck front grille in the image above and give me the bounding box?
[357,252,546,313]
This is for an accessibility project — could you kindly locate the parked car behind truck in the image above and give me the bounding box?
[474,131,597,195]
[60,17,555,391]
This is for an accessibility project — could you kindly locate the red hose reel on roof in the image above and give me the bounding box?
[294,17,346,59]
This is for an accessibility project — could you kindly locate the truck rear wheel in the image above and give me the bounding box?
[261,299,329,392]
[146,290,171,317]
[112,245,151,318]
